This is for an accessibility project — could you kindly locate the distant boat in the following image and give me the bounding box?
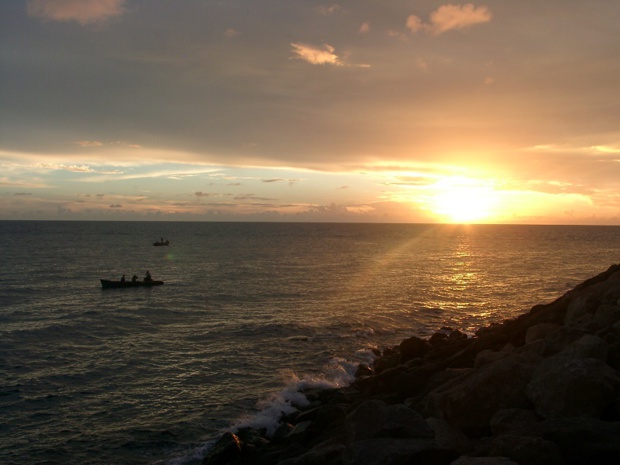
[100,279,164,289]
[153,239,171,246]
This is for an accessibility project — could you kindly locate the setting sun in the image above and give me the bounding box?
[429,178,497,223]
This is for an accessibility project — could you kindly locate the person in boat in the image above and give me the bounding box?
[131,275,138,282]
[120,274,126,283]
[145,270,152,282]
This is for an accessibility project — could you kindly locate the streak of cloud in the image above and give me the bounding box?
[27,0,125,25]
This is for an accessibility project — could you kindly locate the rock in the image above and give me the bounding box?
[202,432,242,465]
[559,333,608,361]
[542,325,587,355]
[423,352,542,436]
[487,434,563,465]
[525,323,561,344]
[526,355,620,420]
[427,417,471,454]
[518,417,620,465]
[277,441,345,465]
[399,335,432,362]
[345,400,432,443]
[473,344,514,368]
[355,363,372,377]
[489,408,539,435]
[344,437,438,465]
[594,303,620,327]
[450,457,519,465]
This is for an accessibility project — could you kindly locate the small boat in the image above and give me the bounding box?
[153,240,171,246]
[100,279,164,289]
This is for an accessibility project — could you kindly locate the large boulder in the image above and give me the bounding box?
[422,352,542,435]
[518,417,620,465]
[345,399,433,442]
[344,437,439,465]
[526,354,620,420]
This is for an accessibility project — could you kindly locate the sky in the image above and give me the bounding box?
[2,0,620,224]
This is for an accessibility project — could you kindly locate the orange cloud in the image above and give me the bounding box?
[27,0,125,25]
[290,43,342,66]
[407,3,492,35]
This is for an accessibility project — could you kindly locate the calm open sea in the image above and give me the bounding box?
[2,221,620,464]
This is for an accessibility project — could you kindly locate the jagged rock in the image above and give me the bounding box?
[525,323,561,344]
[427,417,472,454]
[564,270,620,326]
[473,344,515,368]
[355,363,372,377]
[560,333,608,361]
[450,457,519,465]
[517,417,620,465]
[373,352,400,374]
[489,408,539,435]
[202,432,242,465]
[422,352,542,436]
[542,325,588,355]
[486,434,563,465]
[344,437,438,465]
[526,354,620,420]
[277,441,345,465]
[594,303,620,327]
[345,399,432,443]
[399,335,432,362]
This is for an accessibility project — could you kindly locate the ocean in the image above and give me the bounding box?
[2,221,620,464]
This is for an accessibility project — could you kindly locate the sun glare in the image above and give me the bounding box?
[429,178,497,223]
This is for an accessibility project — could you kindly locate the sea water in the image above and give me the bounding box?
[2,221,620,464]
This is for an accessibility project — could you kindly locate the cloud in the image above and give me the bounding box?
[318,5,342,16]
[290,43,342,66]
[359,22,370,34]
[27,0,125,26]
[407,3,492,35]
[75,140,103,147]
[225,28,240,38]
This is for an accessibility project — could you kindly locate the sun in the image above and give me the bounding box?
[429,179,497,223]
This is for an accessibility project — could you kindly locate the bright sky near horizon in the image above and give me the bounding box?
[2,0,620,224]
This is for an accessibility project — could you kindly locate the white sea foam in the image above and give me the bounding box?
[232,350,376,437]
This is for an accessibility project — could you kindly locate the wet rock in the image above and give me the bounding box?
[399,335,432,363]
[202,432,242,465]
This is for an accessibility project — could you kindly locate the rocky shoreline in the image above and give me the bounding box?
[203,265,620,465]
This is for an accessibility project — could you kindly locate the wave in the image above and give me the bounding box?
[162,348,376,465]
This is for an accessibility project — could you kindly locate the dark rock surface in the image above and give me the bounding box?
[202,264,620,465]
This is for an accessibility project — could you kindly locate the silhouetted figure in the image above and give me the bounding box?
[120,274,126,283]
[131,275,138,282]
[145,270,152,282]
